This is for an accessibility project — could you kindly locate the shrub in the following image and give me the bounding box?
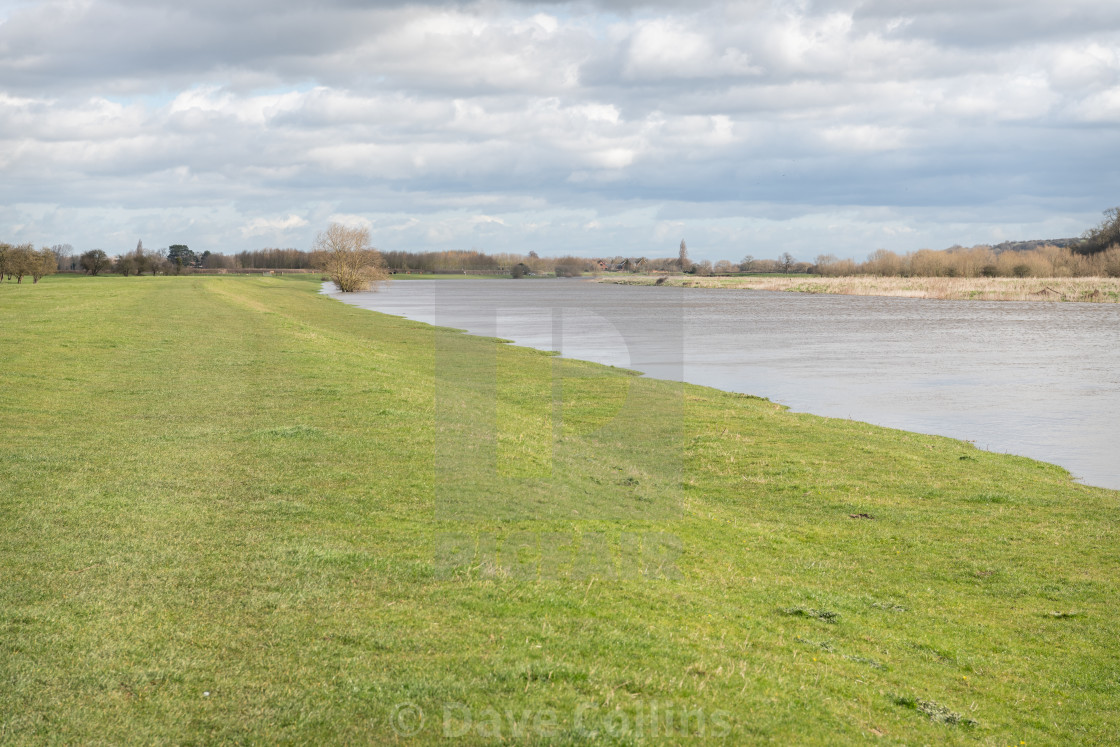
[310,224,388,292]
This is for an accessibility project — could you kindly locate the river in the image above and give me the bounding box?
[325,279,1120,491]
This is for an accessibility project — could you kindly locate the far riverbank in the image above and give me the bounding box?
[596,274,1120,302]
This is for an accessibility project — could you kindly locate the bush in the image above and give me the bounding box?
[310,224,388,292]
[554,257,584,277]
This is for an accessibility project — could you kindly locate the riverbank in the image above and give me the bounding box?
[2,274,1117,744]
[597,273,1120,302]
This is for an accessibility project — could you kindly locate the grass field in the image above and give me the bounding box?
[2,274,1118,744]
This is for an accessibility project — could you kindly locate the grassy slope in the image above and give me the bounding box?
[1,275,1117,744]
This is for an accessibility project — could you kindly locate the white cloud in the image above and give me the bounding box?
[469,214,506,226]
[623,18,760,80]
[241,214,308,237]
[0,0,1117,259]
[325,213,373,231]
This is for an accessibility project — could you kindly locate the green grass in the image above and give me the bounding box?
[2,274,1118,744]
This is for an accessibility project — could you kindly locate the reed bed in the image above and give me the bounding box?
[599,274,1120,302]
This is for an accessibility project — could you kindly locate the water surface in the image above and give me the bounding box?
[327,279,1120,490]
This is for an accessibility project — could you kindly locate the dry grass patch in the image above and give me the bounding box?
[599,274,1120,302]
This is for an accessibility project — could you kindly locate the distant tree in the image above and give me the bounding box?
[741,254,755,272]
[31,248,56,283]
[678,240,691,272]
[50,243,75,271]
[145,248,168,275]
[80,249,111,276]
[1077,206,1120,255]
[528,251,539,259]
[200,251,236,269]
[0,243,10,281]
[114,255,137,276]
[864,249,903,276]
[510,262,531,279]
[124,240,149,275]
[8,244,34,283]
[310,223,388,292]
[816,254,849,276]
[167,245,196,273]
[131,247,150,275]
[554,256,585,277]
[778,252,795,273]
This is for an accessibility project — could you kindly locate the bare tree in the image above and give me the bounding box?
[678,240,691,272]
[31,248,56,283]
[145,248,168,275]
[121,242,150,275]
[741,254,755,272]
[311,223,388,292]
[778,252,795,273]
[114,255,138,276]
[1078,206,1120,255]
[50,244,74,271]
[814,254,838,275]
[80,249,111,276]
[554,256,586,277]
[8,244,34,283]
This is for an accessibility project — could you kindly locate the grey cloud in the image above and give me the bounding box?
[854,0,1120,48]
[1,0,1117,258]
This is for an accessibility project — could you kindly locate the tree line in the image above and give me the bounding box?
[7,206,1117,283]
[2,238,805,281]
[815,244,1120,279]
[0,244,58,283]
[27,240,1119,281]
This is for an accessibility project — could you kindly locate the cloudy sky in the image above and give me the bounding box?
[1,0,1118,260]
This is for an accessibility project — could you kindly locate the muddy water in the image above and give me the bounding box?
[327,279,1120,490]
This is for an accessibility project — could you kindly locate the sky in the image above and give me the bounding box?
[1,0,1118,261]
